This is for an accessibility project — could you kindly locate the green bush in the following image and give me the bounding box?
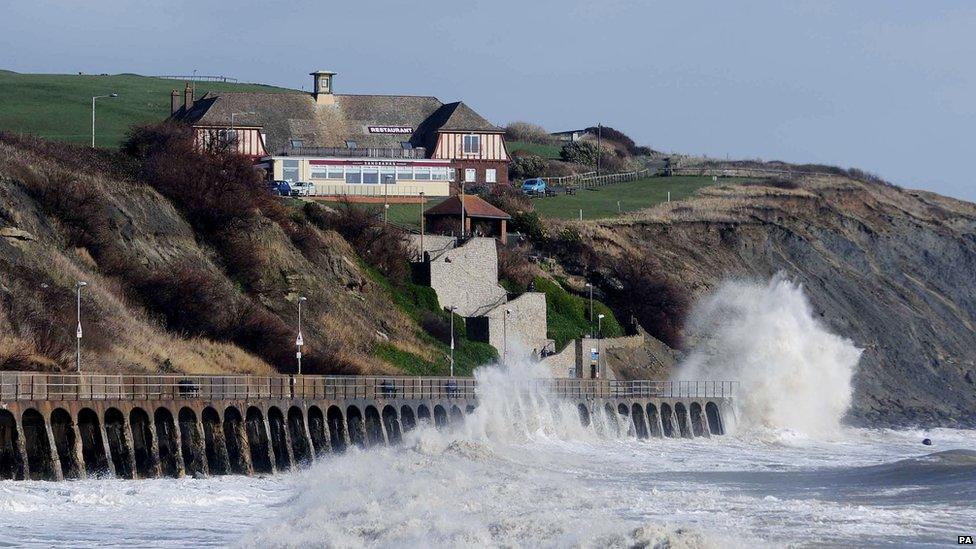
[509,153,549,180]
[560,140,602,166]
[533,277,623,350]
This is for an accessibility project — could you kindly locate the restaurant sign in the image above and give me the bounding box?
[368,126,413,134]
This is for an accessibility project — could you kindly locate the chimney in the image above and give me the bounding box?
[310,70,337,105]
[170,89,180,114]
[183,82,194,110]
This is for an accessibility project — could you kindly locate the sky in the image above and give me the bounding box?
[2,0,974,200]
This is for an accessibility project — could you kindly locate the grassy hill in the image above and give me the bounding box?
[532,175,727,220]
[0,70,298,148]
[507,140,562,159]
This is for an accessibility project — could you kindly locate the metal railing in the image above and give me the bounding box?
[281,146,427,159]
[0,372,736,403]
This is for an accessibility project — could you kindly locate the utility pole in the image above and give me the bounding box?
[91,93,118,147]
[459,180,466,238]
[296,296,307,375]
[598,313,606,379]
[449,305,458,377]
[596,123,602,176]
[585,283,594,337]
[503,309,512,365]
[75,281,87,372]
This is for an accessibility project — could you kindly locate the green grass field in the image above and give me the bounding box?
[507,140,562,159]
[0,70,298,148]
[532,176,725,220]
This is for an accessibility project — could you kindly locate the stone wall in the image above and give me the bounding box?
[406,234,456,260]
[427,237,507,317]
[484,292,549,360]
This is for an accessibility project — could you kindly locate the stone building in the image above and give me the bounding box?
[169,70,509,197]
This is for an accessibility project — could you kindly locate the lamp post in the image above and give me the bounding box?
[75,281,87,372]
[296,296,307,375]
[91,93,118,148]
[449,305,458,377]
[503,308,512,365]
[598,313,605,379]
[585,283,594,337]
[419,192,426,261]
[460,180,466,238]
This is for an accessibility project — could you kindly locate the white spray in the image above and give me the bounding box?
[675,274,861,437]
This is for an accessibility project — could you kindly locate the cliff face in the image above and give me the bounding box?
[0,137,431,375]
[573,176,976,427]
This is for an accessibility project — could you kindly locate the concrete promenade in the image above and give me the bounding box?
[0,373,735,481]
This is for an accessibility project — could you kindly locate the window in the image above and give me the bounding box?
[414,168,431,181]
[380,168,396,184]
[289,139,303,149]
[327,166,344,179]
[310,166,328,179]
[400,141,413,149]
[282,160,300,182]
[396,167,413,181]
[462,134,481,154]
[486,168,497,183]
[431,167,447,181]
[345,169,361,184]
[362,167,379,184]
[465,168,476,183]
[345,140,358,149]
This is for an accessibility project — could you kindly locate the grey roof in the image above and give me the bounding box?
[171,91,501,155]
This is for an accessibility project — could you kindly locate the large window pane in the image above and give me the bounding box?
[362,168,379,184]
[396,167,413,180]
[345,169,361,184]
[463,134,481,154]
[327,166,344,179]
[415,168,431,181]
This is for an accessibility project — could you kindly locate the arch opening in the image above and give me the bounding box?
[0,410,23,480]
[417,405,431,425]
[631,403,649,440]
[51,408,80,479]
[674,403,691,438]
[287,407,312,465]
[603,402,620,435]
[705,402,724,435]
[400,406,416,433]
[646,404,663,438]
[202,407,227,475]
[222,406,248,475]
[382,406,401,444]
[267,407,291,471]
[577,403,591,428]
[155,408,181,477]
[449,405,464,426]
[465,405,476,415]
[433,405,448,429]
[179,407,205,476]
[346,406,366,448]
[364,406,385,447]
[689,403,706,437]
[327,406,347,453]
[102,408,132,479]
[129,407,156,478]
[307,406,328,457]
[660,403,676,438]
[78,408,110,476]
[246,407,273,473]
[23,408,56,480]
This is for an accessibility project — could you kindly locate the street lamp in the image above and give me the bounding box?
[296,296,307,375]
[585,283,594,337]
[91,93,118,147]
[503,308,512,365]
[449,305,458,377]
[75,281,88,372]
[419,192,426,261]
[597,313,606,379]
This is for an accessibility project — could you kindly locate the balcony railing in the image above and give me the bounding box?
[280,146,428,159]
[0,373,737,403]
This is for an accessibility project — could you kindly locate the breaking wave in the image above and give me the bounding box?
[675,274,861,437]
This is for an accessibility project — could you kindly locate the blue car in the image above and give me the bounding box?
[269,180,291,196]
[521,178,546,195]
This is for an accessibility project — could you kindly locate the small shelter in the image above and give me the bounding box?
[424,195,511,244]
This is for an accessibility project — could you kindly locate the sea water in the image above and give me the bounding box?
[1,276,973,547]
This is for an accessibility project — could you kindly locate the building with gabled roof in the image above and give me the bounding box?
[169,71,509,197]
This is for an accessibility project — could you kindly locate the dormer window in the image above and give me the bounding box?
[462,134,481,154]
[400,141,413,149]
[290,139,303,149]
[346,140,358,149]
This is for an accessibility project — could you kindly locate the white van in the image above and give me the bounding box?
[289,181,314,197]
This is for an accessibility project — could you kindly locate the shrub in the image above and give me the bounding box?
[607,254,688,348]
[504,121,556,145]
[509,153,549,180]
[583,126,640,155]
[533,277,623,350]
[560,140,602,166]
[497,245,539,292]
[308,200,412,284]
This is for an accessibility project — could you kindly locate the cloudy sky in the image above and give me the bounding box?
[3,0,974,199]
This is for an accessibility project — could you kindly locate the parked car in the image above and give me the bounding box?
[521,178,546,195]
[290,181,314,197]
[268,180,291,196]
